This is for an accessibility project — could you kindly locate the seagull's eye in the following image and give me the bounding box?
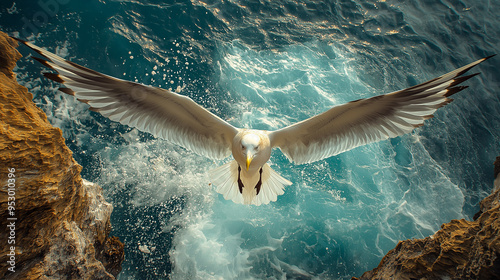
[254,147,258,151]
[241,145,245,150]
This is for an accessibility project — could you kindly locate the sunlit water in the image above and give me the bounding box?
[1,0,499,279]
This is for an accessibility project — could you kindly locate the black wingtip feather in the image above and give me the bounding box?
[32,56,52,68]
[43,72,65,84]
[11,37,54,62]
[445,86,468,97]
[9,36,27,44]
[58,87,75,96]
[77,98,90,104]
[455,55,495,77]
[484,54,497,60]
[450,73,480,87]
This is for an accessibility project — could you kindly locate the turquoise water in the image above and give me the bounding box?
[2,0,500,279]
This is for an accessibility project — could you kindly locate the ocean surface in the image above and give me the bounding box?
[1,0,499,279]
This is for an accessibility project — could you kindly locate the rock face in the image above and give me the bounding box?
[0,31,124,279]
[354,157,500,280]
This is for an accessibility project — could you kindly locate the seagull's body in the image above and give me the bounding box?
[14,37,494,205]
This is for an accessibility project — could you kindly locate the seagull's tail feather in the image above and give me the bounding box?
[252,164,292,206]
[209,161,291,206]
[209,161,243,204]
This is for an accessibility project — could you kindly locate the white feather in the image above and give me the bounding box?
[209,161,243,204]
[209,162,291,206]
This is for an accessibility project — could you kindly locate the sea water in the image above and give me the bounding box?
[1,0,499,279]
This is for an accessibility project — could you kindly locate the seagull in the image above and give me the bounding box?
[13,37,494,206]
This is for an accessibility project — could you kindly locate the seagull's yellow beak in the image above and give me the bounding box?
[246,153,253,171]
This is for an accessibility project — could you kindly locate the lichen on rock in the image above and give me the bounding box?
[0,31,124,279]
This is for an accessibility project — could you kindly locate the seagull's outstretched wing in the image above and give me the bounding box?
[15,38,239,159]
[269,56,494,165]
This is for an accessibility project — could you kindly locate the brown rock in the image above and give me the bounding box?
[353,161,500,280]
[97,236,125,277]
[0,31,124,279]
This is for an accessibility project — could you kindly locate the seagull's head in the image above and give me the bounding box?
[241,133,261,170]
[233,130,271,172]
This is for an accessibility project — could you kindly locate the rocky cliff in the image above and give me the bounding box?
[0,31,124,279]
[354,157,500,280]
